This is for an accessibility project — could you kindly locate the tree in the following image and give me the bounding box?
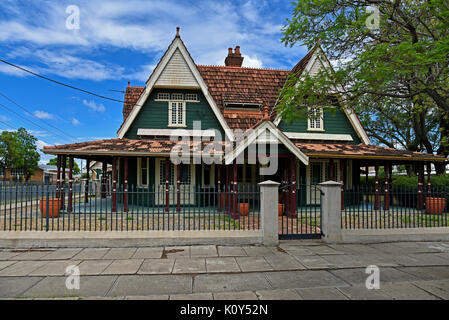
[0,128,40,181]
[278,0,449,173]
[47,157,80,175]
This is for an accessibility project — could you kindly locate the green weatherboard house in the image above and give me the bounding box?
[43,28,445,214]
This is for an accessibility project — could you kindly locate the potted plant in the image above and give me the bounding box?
[39,198,62,218]
[426,197,446,215]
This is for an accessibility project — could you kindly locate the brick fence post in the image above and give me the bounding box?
[319,181,342,243]
[259,180,280,246]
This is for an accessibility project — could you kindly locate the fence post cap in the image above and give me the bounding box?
[318,181,342,187]
[258,180,280,186]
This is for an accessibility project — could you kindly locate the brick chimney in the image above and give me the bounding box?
[225,46,244,67]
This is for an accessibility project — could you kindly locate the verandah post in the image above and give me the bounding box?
[61,155,66,209]
[165,159,169,213]
[177,163,180,213]
[329,159,334,181]
[384,162,390,210]
[56,155,61,198]
[217,164,222,211]
[340,159,345,210]
[101,161,107,199]
[418,162,424,210]
[426,162,432,197]
[112,157,117,213]
[68,156,73,212]
[84,158,90,203]
[124,157,128,212]
[374,163,379,210]
[233,162,237,218]
[290,157,297,217]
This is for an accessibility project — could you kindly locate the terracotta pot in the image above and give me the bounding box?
[39,198,62,218]
[278,204,284,216]
[239,203,249,216]
[426,197,446,215]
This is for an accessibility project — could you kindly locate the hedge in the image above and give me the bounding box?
[360,174,449,187]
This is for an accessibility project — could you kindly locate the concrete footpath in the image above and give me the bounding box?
[1,240,449,300]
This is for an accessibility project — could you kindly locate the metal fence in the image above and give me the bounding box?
[0,183,260,232]
[343,185,449,229]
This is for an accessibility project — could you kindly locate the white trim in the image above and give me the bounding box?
[284,132,353,141]
[117,37,235,141]
[137,128,216,137]
[224,121,309,165]
[137,157,150,187]
[273,47,370,145]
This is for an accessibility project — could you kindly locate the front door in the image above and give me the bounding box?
[155,159,195,205]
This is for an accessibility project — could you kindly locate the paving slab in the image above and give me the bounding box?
[193,273,272,293]
[367,243,410,255]
[102,248,137,260]
[217,246,247,257]
[256,289,302,300]
[206,257,241,273]
[132,247,163,259]
[190,245,218,258]
[393,242,445,253]
[330,267,420,286]
[0,276,44,298]
[29,260,81,276]
[0,260,17,272]
[125,295,169,300]
[307,245,344,255]
[37,248,82,260]
[213,291,259,300]
[397,266,449,281]
[172,258,206,274]
[72,248,110,260]
[11,250,54,260]
[292,255,333,269]
[170,293,213,300]
[22,275,117,298]
[281,247,315,256]
[102,259,143,275]
[320,255,367,268]
[242,246,278,257]
[78,260,114,275]
[264,254,306,270]
[328,244,383,255]
[264,270,348,290]
[350,254,399,267]
[236,257,273,272]
[0,251,21,260]
[380,283,439,300]
[138,259,175,274]
[337,286,391,300]
[0,260,49,276]
[390,253,449,267]
[296,287,349,300]
[163,246,190,258]
[108,275,192,296]
[412,279,449,299]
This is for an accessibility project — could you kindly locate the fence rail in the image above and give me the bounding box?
[343,185,449,229]
[0,183,260,232]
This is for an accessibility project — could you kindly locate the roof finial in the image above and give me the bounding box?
[176,26,180,38]
[127,81,130,87]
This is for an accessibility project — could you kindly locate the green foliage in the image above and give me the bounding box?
[47,157,80,175]
[0,128,40,181]
[361,174,449,187]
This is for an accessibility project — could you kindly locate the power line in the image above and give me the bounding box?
[0,119,16,130]
[0,92,77,140]
[0,58,124,103]
[0,102,70,142]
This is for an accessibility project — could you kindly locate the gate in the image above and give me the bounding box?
[278,182,322,239]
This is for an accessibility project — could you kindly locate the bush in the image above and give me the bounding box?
[360,174,449,187]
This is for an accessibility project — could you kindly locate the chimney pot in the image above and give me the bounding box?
[225,45,244,67]
[235,46,241,56]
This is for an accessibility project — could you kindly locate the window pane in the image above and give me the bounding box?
[177,102,183,124]
[171,102,177,124]
[185,94,197,101]
[157,92,170,100]
[172,93,183,100]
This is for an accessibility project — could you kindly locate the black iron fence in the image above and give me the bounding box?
[343,185,449,229]
[0,182,260,232]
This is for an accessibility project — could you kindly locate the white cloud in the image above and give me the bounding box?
[83,99,106,112]
[0,115,10,122]
[71,118,80,125]
[242,55,263,68]
[33,110,54,120]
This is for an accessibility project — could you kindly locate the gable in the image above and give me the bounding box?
[124,89,225,139]
[155,48,200,88]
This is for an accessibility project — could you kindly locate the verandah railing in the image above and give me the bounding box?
[343,185,449,229]
[0,182,260,232]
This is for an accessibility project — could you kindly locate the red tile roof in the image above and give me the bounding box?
[123,86,144,121]
[295,143,446,161]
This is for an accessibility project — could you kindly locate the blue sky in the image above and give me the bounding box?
[0,0,307,165]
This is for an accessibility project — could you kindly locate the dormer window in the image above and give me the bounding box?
[157,92,170,100]
[307,107,324,131]
[171,93,184,100]
[169,101,186,127]
[185,94,198,101]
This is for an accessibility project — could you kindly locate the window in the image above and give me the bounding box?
[159,160,175,185]
[185,94,197,101]
[171,93,184,100]
[180,164,191,185]
[157,92,170,100]
[138,158,149,186]
[202,164,214,187]
[10,168,24,176]
[307,107,324,131]
[168,101,186,127]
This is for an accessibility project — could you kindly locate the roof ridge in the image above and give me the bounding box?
[196,65,290,72]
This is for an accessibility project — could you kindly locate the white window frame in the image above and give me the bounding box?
[171,93,184,100]
[137,157,150,186]
[185,93,198,102]
[156,92,170,101]
[168,101,186,127]
[307,107,324,132]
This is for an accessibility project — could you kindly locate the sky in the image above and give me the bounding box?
[0,0,308,166]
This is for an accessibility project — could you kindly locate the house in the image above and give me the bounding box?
[42,28,446,213]
[0,165,70,184]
